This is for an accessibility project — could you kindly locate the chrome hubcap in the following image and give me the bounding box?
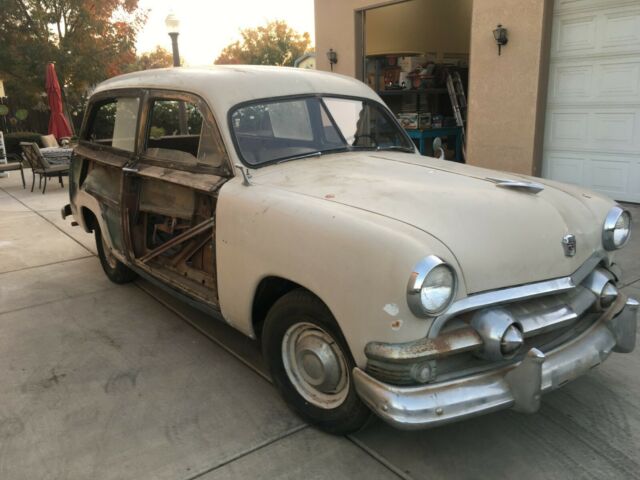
[101,235,118,269]
[282,322,349,409]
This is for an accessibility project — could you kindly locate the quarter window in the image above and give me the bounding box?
[86,97,139,152]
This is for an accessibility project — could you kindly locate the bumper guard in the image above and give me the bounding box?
[353,295,638,430]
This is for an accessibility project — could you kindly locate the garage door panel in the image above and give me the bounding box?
[551,64,592,99]
[548,57,640,104]
[598,60,640,98]
[545,109,638,153]
[543,153,585,185]
[592,112,637,148]
[552,5,640,58]
[602,10,640,51]
[544,152,640,202]
[555,0,634,14]
[553,15,597,55]
[589,157,630,194]
[546,111,588,147]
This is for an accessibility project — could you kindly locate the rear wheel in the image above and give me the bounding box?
[95,224,137,284]
[262,289,371,435]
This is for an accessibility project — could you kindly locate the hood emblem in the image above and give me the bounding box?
[486,178,545,194]
[562,234,577,257]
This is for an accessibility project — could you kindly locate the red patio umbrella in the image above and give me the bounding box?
[45,63,73,140]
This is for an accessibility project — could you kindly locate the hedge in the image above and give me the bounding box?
[3,132,44,158]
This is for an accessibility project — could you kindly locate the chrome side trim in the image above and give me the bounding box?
[427,252,605,338]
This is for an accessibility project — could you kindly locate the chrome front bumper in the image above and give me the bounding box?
[353,295,638,430]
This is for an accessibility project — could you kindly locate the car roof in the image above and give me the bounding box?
[91,65,382,114]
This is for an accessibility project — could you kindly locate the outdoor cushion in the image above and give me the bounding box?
[41,134,60,148]
[44,164,69,173]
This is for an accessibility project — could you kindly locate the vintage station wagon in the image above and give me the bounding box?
[62,66,637,434]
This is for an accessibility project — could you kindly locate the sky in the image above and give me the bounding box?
[136,0,316,66]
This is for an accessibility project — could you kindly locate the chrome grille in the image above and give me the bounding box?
[365,260,616,385]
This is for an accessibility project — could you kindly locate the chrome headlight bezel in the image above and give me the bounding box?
[603,206,631,251]
[407,255,457,317]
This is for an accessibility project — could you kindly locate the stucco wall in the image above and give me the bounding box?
[314,0,375,76]
[464,0,553,175]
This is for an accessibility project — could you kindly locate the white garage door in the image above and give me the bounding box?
[542,0,640,203]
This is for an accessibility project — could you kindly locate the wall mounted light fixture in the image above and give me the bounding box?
[327,48,338,71]
[493,24,508,55]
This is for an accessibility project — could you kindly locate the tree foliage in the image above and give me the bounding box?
[124,46,174,73]
[215,20,311,67]
[0,0,146,118]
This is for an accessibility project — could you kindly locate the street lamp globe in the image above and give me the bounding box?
[165,13,180,35]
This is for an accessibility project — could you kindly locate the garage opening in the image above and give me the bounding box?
[356,0,473,162]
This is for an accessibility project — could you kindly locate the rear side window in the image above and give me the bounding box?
[144,98,227,169]
[85,97,139,152]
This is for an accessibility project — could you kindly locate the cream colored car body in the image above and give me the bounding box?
[71,66,618,366]
[65,67,636,429]
[217,151,617,366]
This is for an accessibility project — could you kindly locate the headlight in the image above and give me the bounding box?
[603,207,631,250]
[407,256,456,317]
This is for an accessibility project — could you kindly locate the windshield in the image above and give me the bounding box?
[230,96,414,166]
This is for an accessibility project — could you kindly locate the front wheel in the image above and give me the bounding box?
[262,289,371,435]
[95,224,137,284]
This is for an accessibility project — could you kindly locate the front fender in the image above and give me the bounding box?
[216,178,464,367]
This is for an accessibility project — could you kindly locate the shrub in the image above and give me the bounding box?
[3,132,43,157]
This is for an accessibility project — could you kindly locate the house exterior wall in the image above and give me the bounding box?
[466,0,553,175]
[314,0,554,175]
[314,0,375,76]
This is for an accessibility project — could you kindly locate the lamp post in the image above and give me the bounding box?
[165,13,181,67]
[165,12,188,134]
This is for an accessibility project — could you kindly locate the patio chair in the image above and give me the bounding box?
[0,132,26,188]
[0,159,26,189]
[20,142,69,194]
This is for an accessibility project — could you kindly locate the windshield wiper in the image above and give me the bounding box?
[277,151,322,164]
[376,145,415,153]
[276,147,351,164]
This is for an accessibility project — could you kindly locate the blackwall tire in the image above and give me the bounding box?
[95,225,137,284]
[262,289,371,435]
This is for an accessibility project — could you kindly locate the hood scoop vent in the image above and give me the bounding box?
[486,178,545,194]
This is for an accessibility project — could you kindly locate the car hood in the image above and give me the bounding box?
[252,152,612,293]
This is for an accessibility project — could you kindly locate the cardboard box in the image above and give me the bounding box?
[418,113,432,129]
[397,113,418,130]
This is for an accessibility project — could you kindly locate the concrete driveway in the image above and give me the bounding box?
[1,171,639,480]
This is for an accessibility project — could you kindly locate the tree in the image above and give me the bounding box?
[215,20,311,67]
[124,46,174,73]
[0,0,146,122]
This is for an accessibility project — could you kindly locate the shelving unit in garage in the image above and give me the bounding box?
[366,53,466,161]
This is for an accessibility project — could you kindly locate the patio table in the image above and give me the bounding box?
[40,146,73,165]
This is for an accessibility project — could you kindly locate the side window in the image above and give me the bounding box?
[86,97,139,152]
[144,98,227,169]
